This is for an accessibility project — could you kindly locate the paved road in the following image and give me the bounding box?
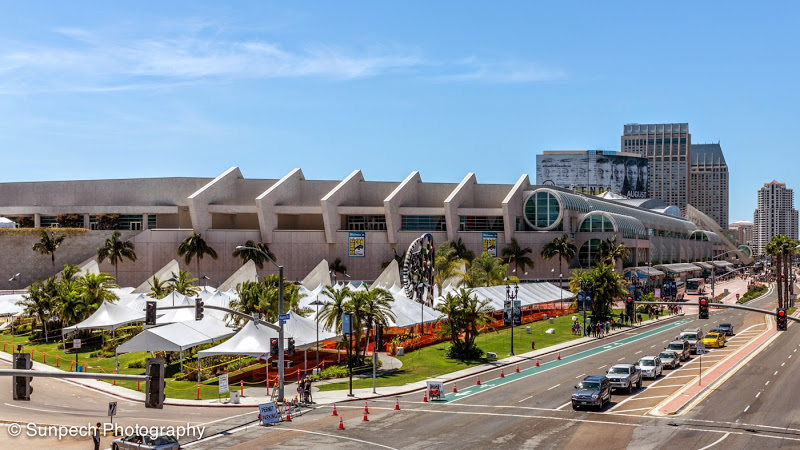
[184,287,783,449]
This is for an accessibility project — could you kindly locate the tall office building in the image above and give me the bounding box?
[729,220,753,247]
[621,123,691,213]
[689,143,729,228]
[753,181,799,256]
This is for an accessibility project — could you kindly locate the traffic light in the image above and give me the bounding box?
[145,358,165,409]
[145,301,157,326]
[777,308,788,331]
[194,297,204,321]
[270,338,279,357]
[625,297,635,318]
[699,298,709,319]
[12,353,31,401]
[287,337,295,357]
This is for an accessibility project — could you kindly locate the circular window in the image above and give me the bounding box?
[524,190,563,230]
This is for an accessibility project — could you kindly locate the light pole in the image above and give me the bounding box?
[236,245,286,401]
[167,276,178,306]
[506,281,519,356]
[201,275,210,288]
[8,273,20,295]
[310,296,326,372]
[710,249,742,304]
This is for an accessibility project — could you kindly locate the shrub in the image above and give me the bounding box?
[127,359,145,369]
[319,365,348,379]
[445,344,484,361]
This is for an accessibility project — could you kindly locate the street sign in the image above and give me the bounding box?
[108,401,117,417]
[73,339,81,349]
[258,402,280,425]
[577,292,585,302]
[696,342,706,355]
[278,314,290,322]
[342,313,352,335]
[219,373,229,394]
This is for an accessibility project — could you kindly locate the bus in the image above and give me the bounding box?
[686,278,705,295]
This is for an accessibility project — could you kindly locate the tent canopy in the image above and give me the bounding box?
[278,311,338,349]
[624,266,665,277]
[117,316,234,354]
[438,283,573,313]
[198,320,279,358]
[0,294,25,316]
[654,263,702,274]
[63,301,145,334]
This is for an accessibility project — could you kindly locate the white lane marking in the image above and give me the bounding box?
[795,349,798,353]
[547,384,561,391]
[756,392,761,398]
[782,362,786,367]
[618,357,626,361]
[597,365,607,370]
[744,405,750,412]
[774,371,778,376]
[651,345,657,348]
[765,381,770,386]
[518,395,534,403]
[789,355,793,359]
[698,432,731,450]
[575,373,586,379]
[198,410,264,427]
[193,425,399,449]
[635,350,642,354]
[643,384,689,389]
[555,401,571,410]
[608,407,652,413]
[2,403,198,424]
[665,374,698,379]
[620,395,669,401]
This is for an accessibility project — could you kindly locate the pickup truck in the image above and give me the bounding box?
[606,364,642,393]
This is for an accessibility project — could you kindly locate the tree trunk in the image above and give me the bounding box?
[776,255,783,309]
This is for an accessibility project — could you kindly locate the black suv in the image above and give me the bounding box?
[572,376,612,411]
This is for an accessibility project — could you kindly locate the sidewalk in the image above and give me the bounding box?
[0,315,684,408]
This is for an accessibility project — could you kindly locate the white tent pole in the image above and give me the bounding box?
[303,350,307,376]
[180,351,184,373]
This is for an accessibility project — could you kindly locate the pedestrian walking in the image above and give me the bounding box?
[92,422,101,450]
[297,381,305,403]
[304,376,312,403]
[605,321,609,335]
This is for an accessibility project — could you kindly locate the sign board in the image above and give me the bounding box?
[73,339,81,349]
[482,232,498,257]
[696,342,706,355]
[278,313,290,324]
[219,374,229,394]
[258,402,280,425]
[107,402,117,417]
[536,152,648,198]
[342,313,352,335]
[503,300,521,326]
[426,380,445,401]
[654,288,661,298]
[348,231,365,257]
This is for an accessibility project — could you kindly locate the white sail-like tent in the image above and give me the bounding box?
[437,283,574,312]
[0,294,25,317]
[198,320,279,358]
[388,293,441,327]
[279,311,339,349]
[62,301,145,334]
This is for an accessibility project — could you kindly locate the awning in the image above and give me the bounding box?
[624,266,665,278]
[653,263,702,274]
[116,316,235,354]
[62,301,145,334]
[711,261,735,269]
[693,262,714,270]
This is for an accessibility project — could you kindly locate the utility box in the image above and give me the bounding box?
[396,347,404,357]
[229,391,240,404]
[313,368,321,376]
[525,326,531,334]
[549,318,555,324]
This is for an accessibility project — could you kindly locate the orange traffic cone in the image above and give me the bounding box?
[286,411,292,422]
[557,352,561,360]
[500,368,505,378]
[453,382,458,393]
[516,364,520,373]
[332,404,338,416]
[395,397,401,410]
[364,401,370,415]
[476,375,481,386]
[362,410,369,422]
[536,358,540,367]
[423,392,428,402]
[338,416,345,429]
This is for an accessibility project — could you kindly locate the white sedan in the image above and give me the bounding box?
[638,356,663,379]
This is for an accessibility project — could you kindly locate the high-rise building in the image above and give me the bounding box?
[729,220,754,247]
[689,143,729,228]
[753,181,799,256]
[621,123,690,213]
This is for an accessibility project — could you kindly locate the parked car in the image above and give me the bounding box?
[606,364,642,393]
[678,327,704,354]
[718,323,734,336]
[703,332,725,348]
[638,356,663,379]
[666,340,691,361]
[572,376,612,411]
[659,350,681,369]
[111,434,180,450]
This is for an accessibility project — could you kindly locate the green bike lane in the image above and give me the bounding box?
[444,319,690,404]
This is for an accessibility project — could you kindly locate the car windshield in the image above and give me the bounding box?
[720,324,731,328]
[704,334,717,339]
[668,343,684,349]
[143,435,179,445]
[609,367,629,374]
[659,352,674,359]
[578,381,600,390]
[639,359,655,367]
[680,333,698,340]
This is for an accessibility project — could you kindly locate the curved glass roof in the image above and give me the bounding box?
[579,211,648,240]
[690,230,722,245]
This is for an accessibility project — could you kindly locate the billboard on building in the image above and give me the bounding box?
[482,232,498,257]
[348,231,365,257]
[536,152,648,199]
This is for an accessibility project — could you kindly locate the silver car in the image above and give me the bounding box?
[659,350,680,369]
[638,356,663,379]
[111,434,180,450]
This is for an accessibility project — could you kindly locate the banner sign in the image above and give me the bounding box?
[342,313,352,335]
[426,380,445,401]
[536,152,648,198]
[219,374,229,394]
[349,231,365,257]
[482,232,498,257]
[258,402,280,425]
[503,299,522,325]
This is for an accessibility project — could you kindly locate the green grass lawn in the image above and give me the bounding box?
[317,310,654,392]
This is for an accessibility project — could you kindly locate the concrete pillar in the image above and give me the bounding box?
[142,214,149,230]
[83,214,90,229]
[34,213,41,228]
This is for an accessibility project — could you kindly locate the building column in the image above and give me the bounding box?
[83,214,90,229]
[34,213,41,228]
[142,214,149,230]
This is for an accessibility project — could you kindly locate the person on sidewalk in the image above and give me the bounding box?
[92,422,101,450]
[303,376,312,403]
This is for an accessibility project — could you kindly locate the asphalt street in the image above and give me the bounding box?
[183,287,785,449]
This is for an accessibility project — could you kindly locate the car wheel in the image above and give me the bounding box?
[627,383,632,394]
[572,403,579,410]
[112,445,118,450]
[637,378,642,388]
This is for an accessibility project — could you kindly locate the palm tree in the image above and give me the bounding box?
[32,229,65,270]
[466,252,508,287]
[452,237,475,262]
[330,257,348,282]
[169,269,201,297]
[79,272,120,312]
[584,263,628,321]
[319,285,352,334]
[596,236,630,266]
[229,281,271,327]
[541,234,577,275]
[355,287,396,358]
[232,240,276,269]
[766,237,783,308]
[501,238,534,275]
[17,280,53,341]
[96,231,137,281]
[434,242,468,292]
[435,287,494,359]
[177,232,218,277]
[146,276,172,299]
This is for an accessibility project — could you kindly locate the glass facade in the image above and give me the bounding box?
[578,239,602,268]
[401,215,446,231]
[459,216,504,231]
[524,191,561,230]
[578,214,615,233]
[346,215,387,231]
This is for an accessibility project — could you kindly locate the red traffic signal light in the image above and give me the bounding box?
[626,297,633,303]
[778,310,786,317]
[699,299,707,306]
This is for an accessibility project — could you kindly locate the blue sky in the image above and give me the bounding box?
[1,2,797,223]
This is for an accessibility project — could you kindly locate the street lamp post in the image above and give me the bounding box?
[309,296,326,372]
[506,281,519,356]
[710,249,742,305]
[8,273,20,295]
[167,276,178,306]
[201,275,210,288]
[236,245,286,401]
